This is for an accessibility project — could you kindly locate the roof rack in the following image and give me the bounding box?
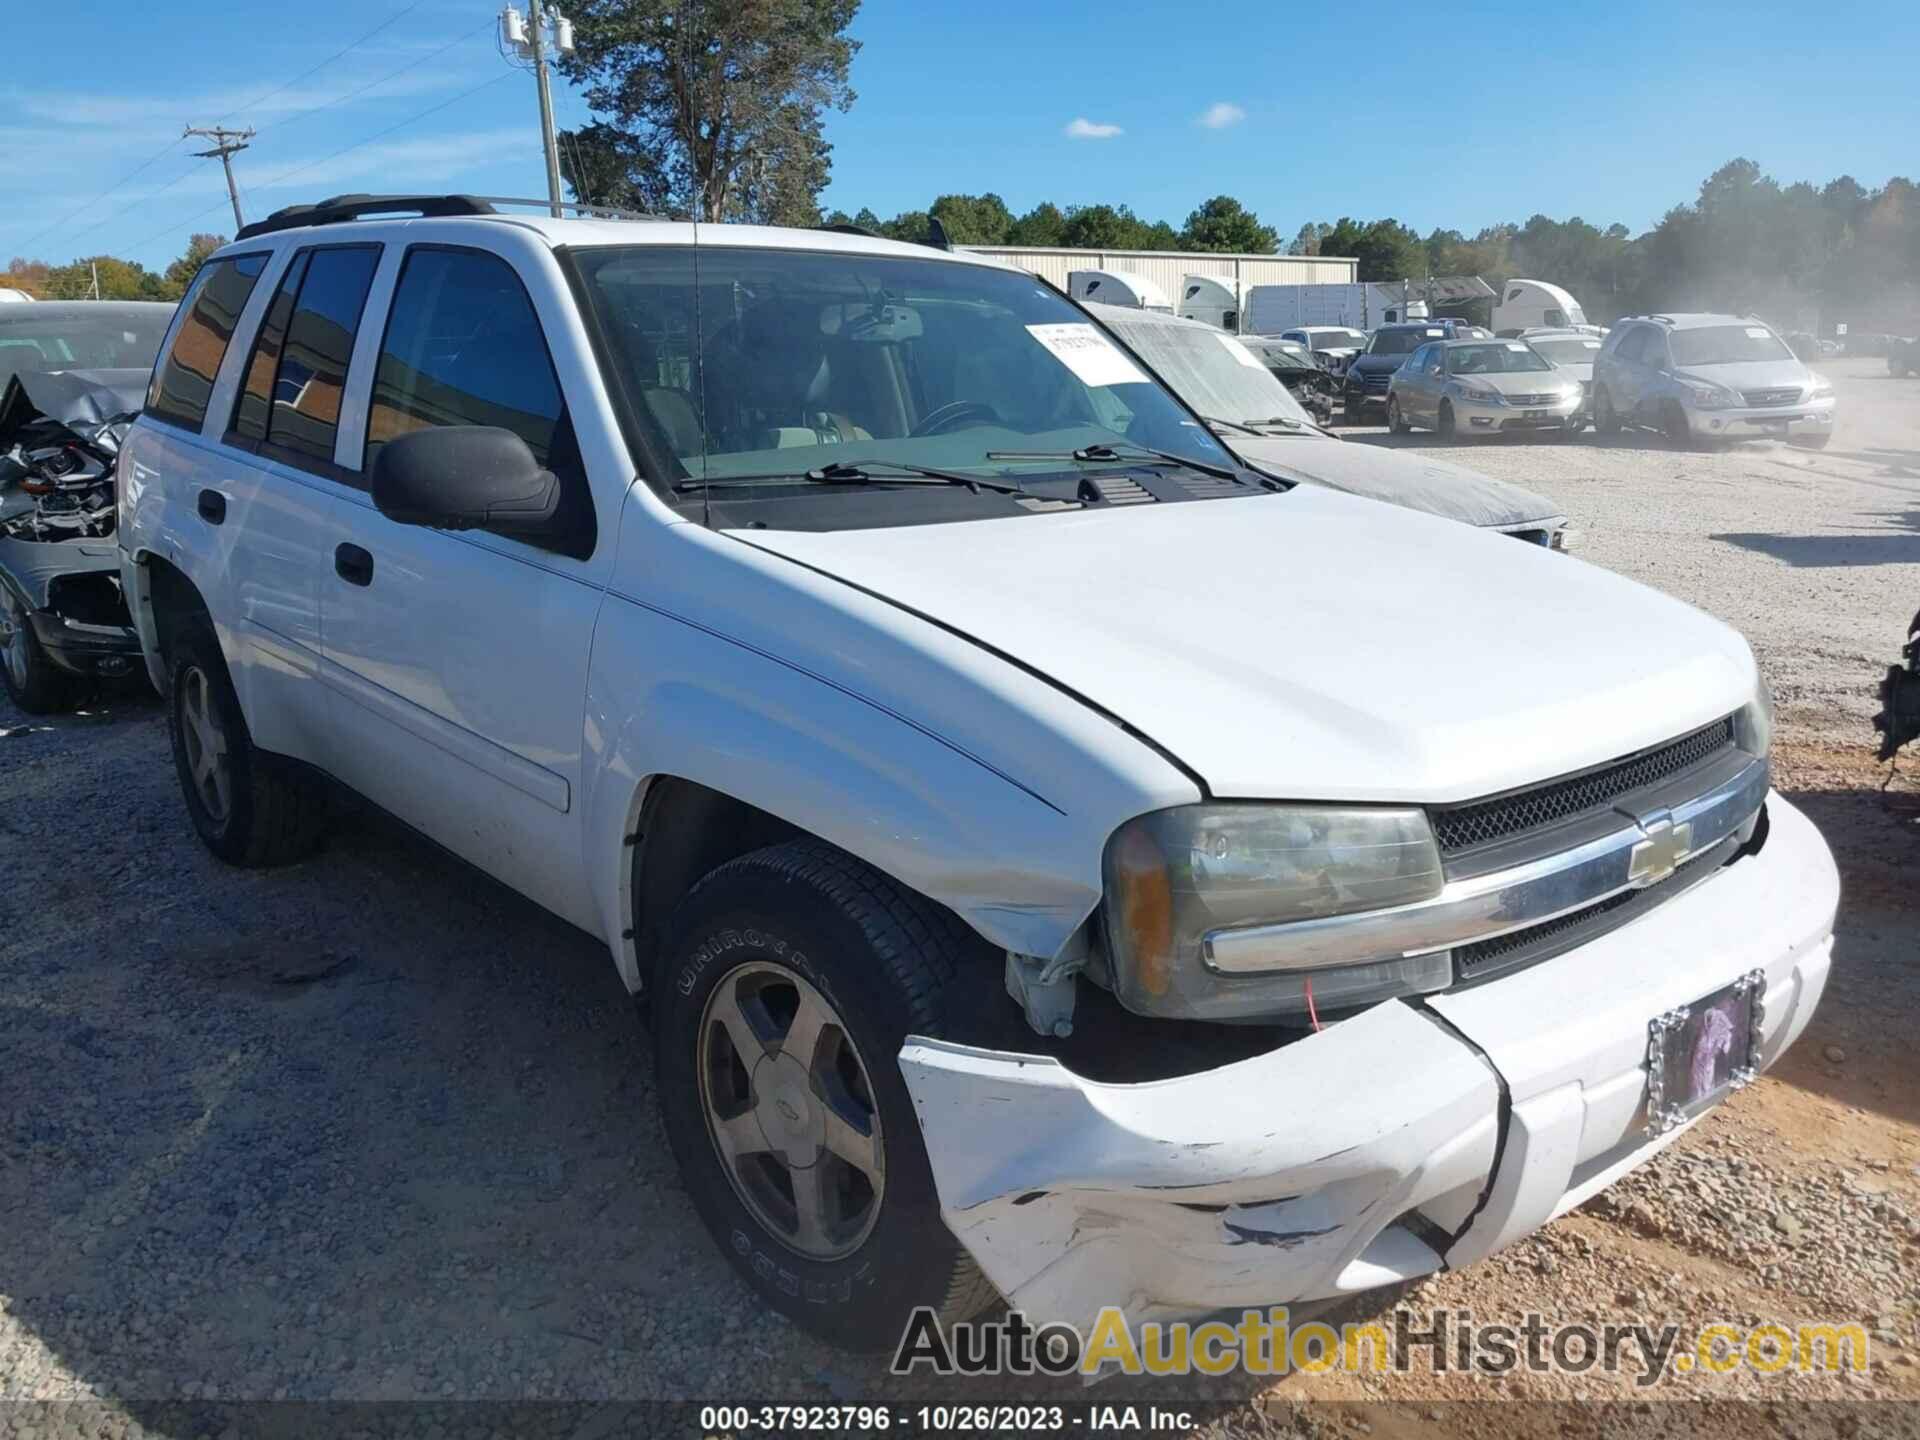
[233,192,664,241]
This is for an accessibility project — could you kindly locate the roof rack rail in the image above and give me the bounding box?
[234,192,666,241]
[816,222,883,239]
[235,193,496,240]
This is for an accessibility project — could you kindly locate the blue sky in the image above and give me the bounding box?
[5,0,1916,271]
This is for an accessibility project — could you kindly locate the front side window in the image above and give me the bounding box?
[147,253,268,431]
[367,248,567,473]
[569,246,1235,494]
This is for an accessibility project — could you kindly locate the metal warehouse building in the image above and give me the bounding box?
[962,246,1358,292]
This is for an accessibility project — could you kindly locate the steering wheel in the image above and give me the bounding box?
[910,400,1002,437]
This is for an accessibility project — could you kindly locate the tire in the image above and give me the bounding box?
[654,839,998,1351]
[167,620,327,866]
[1387,396,1411,435]
[0,587,80,715]
[1593,385,1621,437]
[1437,400,1457,443]
[1662,400,1697,450]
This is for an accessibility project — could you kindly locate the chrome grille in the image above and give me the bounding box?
[1430,716,1739,856]
[1359,372,1392,392]
[1505,392,1560,406]
[1741,387,1802,407]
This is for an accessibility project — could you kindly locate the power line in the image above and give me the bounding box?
[119,69,520,256]
[15,1,427,261]
[11,137,187,257]
[213,1,425,124]
[247,20,496,143]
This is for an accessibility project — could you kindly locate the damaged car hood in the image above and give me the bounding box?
[736,486,1755,803]
[0,368,148,440]
[1221,432,1564,530]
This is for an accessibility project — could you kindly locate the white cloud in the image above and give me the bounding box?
[1198,102,1246,130]
[1064,117,1123,140]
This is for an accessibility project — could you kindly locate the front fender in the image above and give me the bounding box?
[579,509,1203,990]
[581,593,1115,988]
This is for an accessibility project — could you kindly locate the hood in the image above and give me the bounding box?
[1349,352,1413,377]
[736,486,1756,804]
[0,368,147,442]
[1673,360,1815,393]
[1223,433,1564,529]
[1473,370,1582,398]
[1550,360,1595,382]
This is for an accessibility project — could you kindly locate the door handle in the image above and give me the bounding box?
[196,489,226,524]
[334,543,374,587]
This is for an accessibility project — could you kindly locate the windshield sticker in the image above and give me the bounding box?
[1582,339,1601,348]
[1214,332,1266,369]
[1744,326,1772,339]
[1506,341,1529,351]
[1026,323,1149,388]
[1425,328,1444,336]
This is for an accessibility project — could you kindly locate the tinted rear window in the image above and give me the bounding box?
[147,254,268,431]
[0,310,172,393]
[266,247,380,467]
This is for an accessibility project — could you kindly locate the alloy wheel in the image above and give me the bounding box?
[179,665,232,824]
[698,961,886,1260]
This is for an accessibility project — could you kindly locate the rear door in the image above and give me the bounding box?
[210,243,382,764]
[315,243,606,931]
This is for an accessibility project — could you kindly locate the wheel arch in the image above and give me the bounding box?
[128,550,214,693]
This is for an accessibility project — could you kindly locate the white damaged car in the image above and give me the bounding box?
[118,198,1836,1350]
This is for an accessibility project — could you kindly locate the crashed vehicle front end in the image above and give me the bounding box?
[0,369,147,704]
[732,492,1842,1337]
[1874,605,1920,760]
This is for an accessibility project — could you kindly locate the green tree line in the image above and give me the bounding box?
[4,234,225,303]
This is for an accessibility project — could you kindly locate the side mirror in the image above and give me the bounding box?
[372,426,563,539]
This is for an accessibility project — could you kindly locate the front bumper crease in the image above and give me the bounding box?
[900,794,1836,1331]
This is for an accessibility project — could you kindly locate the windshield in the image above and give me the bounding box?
[0,311,171,393]
[570,246,1236,489]
[1102,318,1313,428]
[1446,341,1554,374]
[1309,329,1366,350]
[1529,336,1603,365]
[1668,324,1794,367]
[1368,327,1447,357]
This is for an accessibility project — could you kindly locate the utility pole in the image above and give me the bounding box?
[502,5,574,217]
[184,125,255,231]
[528,0,564,217]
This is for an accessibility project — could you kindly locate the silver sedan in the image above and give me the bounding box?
[1387,338,1585,441]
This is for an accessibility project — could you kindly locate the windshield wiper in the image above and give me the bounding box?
[1205,415,1307,436]
[674,459,1025,496]
[984,442,1260,486]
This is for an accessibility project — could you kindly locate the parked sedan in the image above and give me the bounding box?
[1088,304,1572,546]
[1388,338,1583,441]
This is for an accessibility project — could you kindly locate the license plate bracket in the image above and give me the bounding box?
[1645,969,1766,1135]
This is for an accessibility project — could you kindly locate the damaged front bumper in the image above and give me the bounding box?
[0,535,140,679]
[900,794,1835,1332]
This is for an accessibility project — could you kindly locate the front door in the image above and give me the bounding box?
[316,244,605,932]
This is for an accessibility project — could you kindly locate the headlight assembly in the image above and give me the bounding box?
[1735,671,1774,759]
[1102,804,1449,1022]
[1686,383,1734,409]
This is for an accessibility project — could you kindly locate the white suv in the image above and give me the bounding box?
[119,195,1836,1350]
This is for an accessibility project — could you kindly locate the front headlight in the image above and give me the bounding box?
[1102,804,1447,1022]
[1457,383,1505,405]
[1808,375,1834,399]
[1734,671,1774,758]
[1685,383,1734,409]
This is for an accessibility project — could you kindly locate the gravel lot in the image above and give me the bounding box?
[2,360,1917,1437]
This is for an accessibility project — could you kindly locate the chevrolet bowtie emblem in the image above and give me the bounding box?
[1628,812,1692,887]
